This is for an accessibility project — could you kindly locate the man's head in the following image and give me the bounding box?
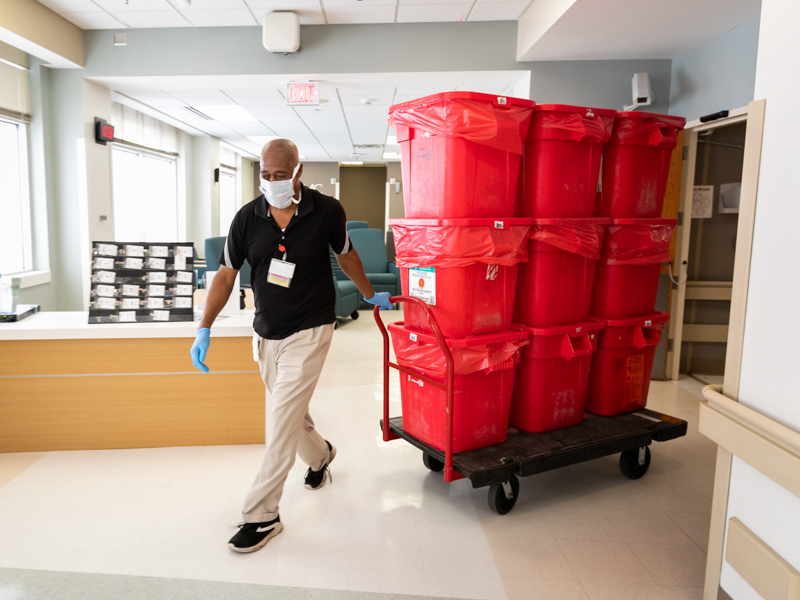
[260,139,303,197]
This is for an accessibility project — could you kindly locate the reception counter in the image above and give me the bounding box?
[0,311,264,453]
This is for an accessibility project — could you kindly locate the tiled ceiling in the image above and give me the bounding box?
[38,0,533,29]
[92,71,530,161]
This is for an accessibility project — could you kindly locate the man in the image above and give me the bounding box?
[190,139,392,553]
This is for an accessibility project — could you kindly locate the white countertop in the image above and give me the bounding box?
[0,311,256,341]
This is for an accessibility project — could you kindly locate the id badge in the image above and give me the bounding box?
[268,258,296,288]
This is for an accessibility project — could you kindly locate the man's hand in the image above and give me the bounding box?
[365,292,393,310]
[190,328,211,373]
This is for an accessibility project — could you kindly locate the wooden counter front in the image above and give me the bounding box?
[0,314,264,452]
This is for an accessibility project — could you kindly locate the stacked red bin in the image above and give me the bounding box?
[387,92,535,452]
[585,112,686,415]
[510,104,616,433]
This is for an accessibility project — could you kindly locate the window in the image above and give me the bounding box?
[109,102,180,243]
[0,118,30,274]
[219,167,237,236]
[111,146,178,242]
[219,146,238,236]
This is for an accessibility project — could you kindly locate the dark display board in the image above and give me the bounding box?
[88,242,195,324]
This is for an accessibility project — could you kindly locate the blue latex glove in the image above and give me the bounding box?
[190,328,210,373]
[365,292,393,310]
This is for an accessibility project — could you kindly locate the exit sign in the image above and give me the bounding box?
[286,82,319,105]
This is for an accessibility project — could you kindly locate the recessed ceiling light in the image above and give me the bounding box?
[247,135,279,146]
[382,152,401,160]
[341,161,363,165]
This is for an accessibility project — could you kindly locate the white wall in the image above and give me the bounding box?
[721,1,800,596]
[669,16,761,121]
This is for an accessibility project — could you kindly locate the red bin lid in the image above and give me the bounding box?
[522,320,605,337]
[389,91,534,113]
[390,218,533,228]
[534,104,617,117]
[591,312,670,328]
[614,111,686,126]
[609,218,678,227]
[388,322,530,347]
[531,218,610,226]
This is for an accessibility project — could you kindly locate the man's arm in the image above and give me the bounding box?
[335,249,375,299]
[199,265,238,330]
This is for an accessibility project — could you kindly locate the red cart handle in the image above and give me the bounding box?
[373,296,463,483]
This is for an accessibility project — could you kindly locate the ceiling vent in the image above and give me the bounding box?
[263,12,300,54]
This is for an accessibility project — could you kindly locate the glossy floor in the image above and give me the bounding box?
[0,310,717,599]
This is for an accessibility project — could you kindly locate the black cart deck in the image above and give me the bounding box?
[382,408,687,489]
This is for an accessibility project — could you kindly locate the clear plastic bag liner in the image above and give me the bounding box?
[600,222,676,265]
[392,224,531,268]
[529,222,605,260]
[610,114,687,147]
[529,111,615,144]
[390,328,530,379]
[388,98,534,155]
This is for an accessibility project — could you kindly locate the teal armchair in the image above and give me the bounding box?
[348,228,400,307]
[205,236,250,309]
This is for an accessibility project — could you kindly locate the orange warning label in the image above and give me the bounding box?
[623,354,645,408]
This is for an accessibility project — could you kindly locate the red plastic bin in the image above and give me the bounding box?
[391,218,531,337]
[522,105,616,218]
[388,92,535,219]
[590,219,676,319]
[389,322,530,453]
[599,112,686,218]
[585,312,669,416]
[515,218,608,327]
[511,321,604,433]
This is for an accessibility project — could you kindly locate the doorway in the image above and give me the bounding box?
[681,121,746,376]
[668,102,764,384]
[338,164,388,230]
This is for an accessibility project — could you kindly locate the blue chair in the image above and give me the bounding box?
[347,228,400,307]
[204,236,250,309]
[347,221,368,231]
[333,275,360,327]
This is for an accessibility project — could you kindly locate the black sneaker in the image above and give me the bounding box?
[227,516,283,553]
[304,441,336,490]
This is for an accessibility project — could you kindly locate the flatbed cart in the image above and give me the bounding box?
[374,296,688,515]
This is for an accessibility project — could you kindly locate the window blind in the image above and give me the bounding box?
[0,41,30,123]
[110,102,178,155]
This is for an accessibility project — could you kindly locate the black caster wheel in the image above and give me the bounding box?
[619,446,651,480]
[488,474,520,515]
[351,310,360,320]
[422,452,444,473]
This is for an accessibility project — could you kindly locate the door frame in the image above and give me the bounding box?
[692,99,766,599]
[667,104,756,381]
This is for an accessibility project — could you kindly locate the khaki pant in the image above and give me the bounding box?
[242,323,334,523]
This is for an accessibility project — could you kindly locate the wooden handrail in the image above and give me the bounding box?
[702,385,800,459]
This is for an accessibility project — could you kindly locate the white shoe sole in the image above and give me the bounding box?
[228,521,284,553]
[304,445,336,491]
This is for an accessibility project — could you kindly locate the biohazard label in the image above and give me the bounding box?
[623,354,645,408]
[409,267,436,305]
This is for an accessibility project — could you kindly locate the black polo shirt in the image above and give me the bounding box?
[219,184,351,340]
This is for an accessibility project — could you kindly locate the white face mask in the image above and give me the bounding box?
[260,163,301,209]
